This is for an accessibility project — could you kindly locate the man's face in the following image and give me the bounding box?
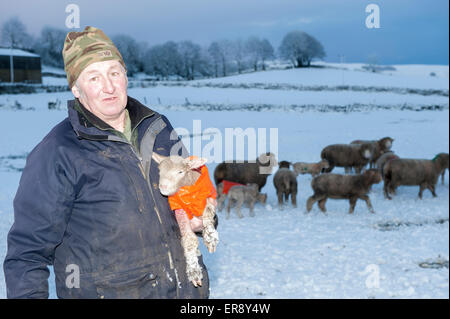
[71,60,128,122]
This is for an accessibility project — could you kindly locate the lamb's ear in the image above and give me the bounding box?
[152,152,167,164]
[183,156,207,170]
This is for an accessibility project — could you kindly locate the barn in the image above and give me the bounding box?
[0,48,42,83]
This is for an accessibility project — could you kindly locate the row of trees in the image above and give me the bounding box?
[1,16,326,80]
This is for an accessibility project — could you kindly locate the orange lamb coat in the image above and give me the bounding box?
[168,165,217,220]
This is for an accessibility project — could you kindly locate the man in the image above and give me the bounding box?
[3,26,210,299]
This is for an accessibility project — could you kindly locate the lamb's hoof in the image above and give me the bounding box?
[203,226,219,254]
[187,264,203,287]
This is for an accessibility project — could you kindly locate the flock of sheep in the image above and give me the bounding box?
[150,139,448,286]
[213,138,449,217]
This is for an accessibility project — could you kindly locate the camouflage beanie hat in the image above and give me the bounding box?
[62,26,127,88]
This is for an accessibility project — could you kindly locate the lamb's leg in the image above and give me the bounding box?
[202,198,219,253]
[249,198,256,217]
[217,193,227,212]
[360,194,375,214]
[235,195,244,218]
[318,197,327,212]
[175,209,202,287]
[226,197,233,219]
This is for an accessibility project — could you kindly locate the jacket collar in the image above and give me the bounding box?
[68,96,155,140]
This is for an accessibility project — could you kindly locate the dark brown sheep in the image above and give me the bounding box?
[351,137,394,168]
[278,160,292,169]
[375,151,400,178]
[214,152,277,191]
[273,168,298,208]
[306,169,382,214]
[320,143,373,174]
[383,153,448,200]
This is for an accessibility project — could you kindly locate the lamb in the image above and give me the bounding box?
[306,169,382,214]
[293,159,329,177]
[226,183,260,219]
[216,180,267,212]
[321,143,373,174]
[152,153,219,288]
[383,153,449,200]
[351,137,394,168]
[273,167,298,208]
[214,152,278,191]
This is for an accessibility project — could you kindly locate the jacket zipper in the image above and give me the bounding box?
[76,128,181,298]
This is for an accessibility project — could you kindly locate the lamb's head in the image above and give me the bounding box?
[258,152,278,174]
[257,193,268,204]
[246,183,259,196]
[152,153,207,196]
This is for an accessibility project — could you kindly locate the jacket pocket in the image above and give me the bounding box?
[94,264,159,299]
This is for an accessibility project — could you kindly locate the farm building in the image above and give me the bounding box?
[0,48,42,83]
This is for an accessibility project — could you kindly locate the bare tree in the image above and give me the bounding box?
[245,36,262,71]
[33,26,66,68]
[1,16,32,49]
[178,40,202,80]
[144,41,182,80]
[231,38,246,74]
[208,41,221,78]
[259,38,274,71]
[112,34,142,75]
[279,31,325,68]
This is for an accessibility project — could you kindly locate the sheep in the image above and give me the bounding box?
[435,153,449,185]
[321,143,373,174]
[216,180,267,212]
[226,183,260,219]
[383,153,449,199]
[306,169,382,214]
[273,167,298,208]
[214,152,278,191]
[152,153,219,288]
[278,160,292,169]
[375,151,400,177]
[351,137,394,168]
[293,159,330,177]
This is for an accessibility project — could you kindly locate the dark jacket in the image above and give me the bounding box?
[3,96,209,299]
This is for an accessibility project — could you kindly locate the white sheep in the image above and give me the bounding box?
[293,159,329,177]
[152,153,219,288]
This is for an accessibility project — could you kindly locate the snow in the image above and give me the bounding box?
[0,48,39,58]
[0,63,448,299]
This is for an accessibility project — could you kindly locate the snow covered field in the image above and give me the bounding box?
[0,63,448,298]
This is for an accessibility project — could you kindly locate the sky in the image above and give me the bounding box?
[0,0,448,65]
